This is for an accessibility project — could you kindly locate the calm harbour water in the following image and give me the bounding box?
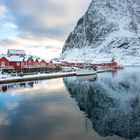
[0,67,140,140]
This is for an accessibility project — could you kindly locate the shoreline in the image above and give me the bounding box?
[0,68,124,84]
[0,72,76,84]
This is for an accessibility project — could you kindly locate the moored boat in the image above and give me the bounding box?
[76,66,97,76]
[61,66,73,72]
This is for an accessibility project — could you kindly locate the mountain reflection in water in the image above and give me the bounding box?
[63,68,140,139]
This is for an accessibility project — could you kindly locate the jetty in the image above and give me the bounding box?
[0,72,76,84]
[0,67,124,84]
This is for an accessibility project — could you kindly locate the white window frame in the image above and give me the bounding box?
[1,62,5,66]
[17,62,20,66]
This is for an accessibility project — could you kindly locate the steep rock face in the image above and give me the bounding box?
[61,0,140,65]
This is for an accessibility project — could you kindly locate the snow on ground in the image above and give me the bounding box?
[61,45,140,66]
[0,74,13,79]
[0,72,76,81]
[60,30,140,65]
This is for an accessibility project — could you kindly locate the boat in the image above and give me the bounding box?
[76,66,97,76]
[61,66,73,72]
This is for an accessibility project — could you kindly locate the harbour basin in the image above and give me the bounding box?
[0,67,140,140]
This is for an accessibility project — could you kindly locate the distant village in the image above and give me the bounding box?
[0,49,118,73]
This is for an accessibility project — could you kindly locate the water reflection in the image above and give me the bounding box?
[64,68,140,139]
[0,81,38,93]
[0,68,140,140]
[76,74,98,82]
[0,78,92,140]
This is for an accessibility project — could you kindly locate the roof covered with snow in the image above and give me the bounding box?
[23,55,40,61]
[1,51,45,63]
[38,59,47,63]
[32,56,40,61]
[23,55,31,61]
[38,59,42,63]
[45,60,51,63]
[52,60,62,64]
[7,56,24,62]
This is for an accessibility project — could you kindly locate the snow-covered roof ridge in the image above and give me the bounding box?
[23,55,40,61]
[38,58,47,63]
[32,55,40,61]
[7,56,24,62]
[1,50,46,63]
[52,60,62,64]
[38,59,42,63]
[23,55,31,61]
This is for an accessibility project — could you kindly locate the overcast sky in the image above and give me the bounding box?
[0,0,91,59]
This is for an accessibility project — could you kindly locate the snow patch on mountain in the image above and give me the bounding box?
[60,0,140,65]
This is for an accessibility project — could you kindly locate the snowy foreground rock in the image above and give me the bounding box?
[60,0,140,65]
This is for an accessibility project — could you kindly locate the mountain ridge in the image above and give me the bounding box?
[60,0,140,65]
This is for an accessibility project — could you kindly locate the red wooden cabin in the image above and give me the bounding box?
[91,59,118,67]
[34,59,40,66]
[8,56,24,70]
[40,59,47,66]
[0,57,9,67]
[25,57,34,67]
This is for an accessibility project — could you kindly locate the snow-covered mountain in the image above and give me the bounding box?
[60,0,140,65]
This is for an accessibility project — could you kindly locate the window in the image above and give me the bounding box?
[1,62,5,66]
[28,60,32,66]
[17,62,20,66]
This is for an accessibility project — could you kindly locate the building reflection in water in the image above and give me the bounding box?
[0,81,38,93]
[1,85,8,92]
[63,71,140,140]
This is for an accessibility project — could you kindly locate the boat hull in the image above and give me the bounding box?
[76,70,97,76]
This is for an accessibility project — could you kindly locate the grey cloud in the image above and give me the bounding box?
[45,45,61,50]
[0,3,7,19]
[0,38,19,46]
[0,34,64,51]
[3,0,91,41]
